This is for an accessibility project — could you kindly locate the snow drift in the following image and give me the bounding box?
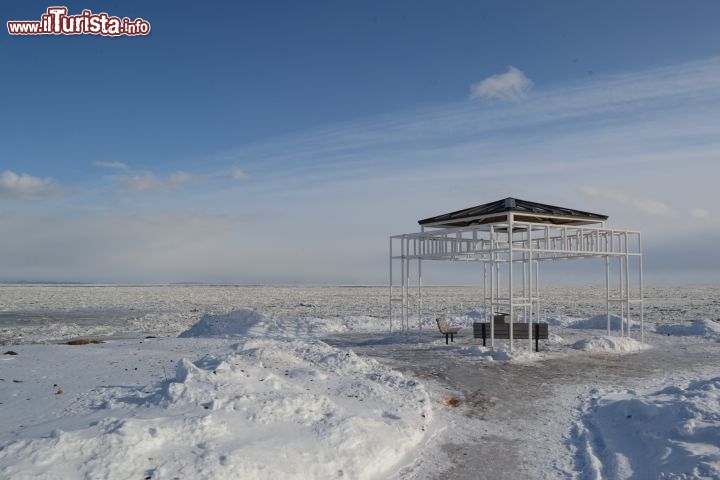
[655,319,720,339]
[178,308,267,337]
[0,317,431,479]
[576,377,720,479]
[567,314,634,330]
[179,309,393,339]
[572,336,648,353]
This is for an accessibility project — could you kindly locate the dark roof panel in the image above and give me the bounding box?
[418,197,608,227]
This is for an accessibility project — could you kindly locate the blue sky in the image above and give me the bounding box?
[1,1,720,284]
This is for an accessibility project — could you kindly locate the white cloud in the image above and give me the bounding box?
[94,161,128,170]
[228,167,248,181]
[168,171,195,186]
[579,186,676,218]
[118,171,202,194]
[0,170,64,200]
[470,66,533,102]
[119,172,162,193]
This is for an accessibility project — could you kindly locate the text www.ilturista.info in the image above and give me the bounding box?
[7,7,150,36]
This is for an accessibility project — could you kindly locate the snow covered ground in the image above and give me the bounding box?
[1,284,719,479]
[1,284,718,344]
[576,377,720,479]
[0,309,432,479]
[571,336,649,353]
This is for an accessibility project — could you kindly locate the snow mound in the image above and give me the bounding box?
[572,336,648,353]
[655,319,720,339]
[179,309,391,339]
[301,315,391,335]
[575,377,720,479]
[0,337,431,480]
[455,344,536,361]
[545,315,576,327]
[568,314,634,330]
[178,308,267,337]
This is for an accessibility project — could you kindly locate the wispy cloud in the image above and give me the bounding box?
[94,161,128,170]
[227,166,248,181]
[579,186,676,218]
[470,66,533,102]
[0,170,65,200]
[167,171,196,186]
[117,172,162,193]
[210,57,720,197]
[107,166,247,196]
[117,171,203,194]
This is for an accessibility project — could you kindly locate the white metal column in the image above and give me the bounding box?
[605,255,610,336]
[490,225,495,348]
[389,237,393,333]
[639,232,644,344]
[508,214,514,352]
[623,232,630,338]
[418,258,422,340]
[528,225,534,352]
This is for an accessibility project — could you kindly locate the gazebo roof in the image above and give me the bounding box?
[418,197,608,228]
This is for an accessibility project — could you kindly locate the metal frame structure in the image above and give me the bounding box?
[389,201,643,352]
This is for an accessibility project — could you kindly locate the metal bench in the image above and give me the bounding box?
[436,316,461,344]
[473,322,549,352]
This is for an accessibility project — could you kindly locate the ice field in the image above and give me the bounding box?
[1,284,718,344]
[1,284,719,479]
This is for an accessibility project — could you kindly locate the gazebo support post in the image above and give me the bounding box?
[400,237,405,332]
[418,257,422,341]
[508,213,514,352]
[405,246,410,332]
[490,224,495,348]
[639,232,644,344]
[619,255,624,337]
[389,237,393,334]
[528,225,534,352]
[605,255,610,336]
[536,259,540,326]
[624,232,630,338]
[483,261,487,323]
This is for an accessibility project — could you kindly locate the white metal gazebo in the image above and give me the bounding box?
[389,198,644,352]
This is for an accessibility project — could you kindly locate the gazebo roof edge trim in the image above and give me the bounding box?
[418,197,608,227]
